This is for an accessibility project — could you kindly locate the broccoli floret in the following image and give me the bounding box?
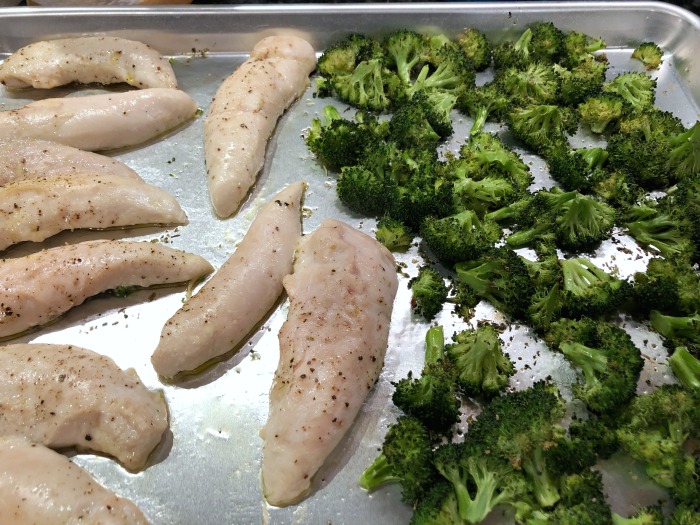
[616,384,700,507]
[578,93,627,134]
[668,121,700,182]
[650,310,700,347]
[445,323,514,398]
[546,145,609,192]
[507,103,578,155]
[612,506,665,525]
[375,215,413,251]
[456,28,493,71]
[432,441,528,524]
[607,134,674,191]
[317,33,382,78]
[556,57,608,107]
[560,257,630,318]
[603,72,657,111]
[454,247,536,320]
[561,30,607,69]
[392,326,461,434]
[420,210,502,267]
[306,105,373,171]
[466,381,567,508]
[409,266,448,320]
[631,42,664,70]
[545,318,644,414]
[521,255,565,333]
[382,30,429,85]
[668,346,700,393]
[359,415,438,504]
[457,81,510,134]
[408,44,476,98]
[497,62,561,107]
[625,206,693,259]
[336,164,399,216]
[388,97,442,149]
[493,22,564,70]
[669,504,700,524]
[331,58,399,112]
[463,131,534,192]
[409,480,463,525]
[630,257,700,317]
[661,175,700,262]
[553,470,613,525]
[452,175,519,217]
[508,188,615,252]
[410,88,458,139]
[590,169,644,211]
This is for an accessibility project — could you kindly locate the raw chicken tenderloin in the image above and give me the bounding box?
[0,88,197,151]
[0,343,168,470]
[0,36,177,90]
[260,219,398,506]
[151,181,305,378]
[0,173,188,250]
[0,240,213,339]
[0,436,150,525]
[0,138,142,185]
[204,35,316,217]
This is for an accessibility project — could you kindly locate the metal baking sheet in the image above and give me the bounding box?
[0,2,698,524]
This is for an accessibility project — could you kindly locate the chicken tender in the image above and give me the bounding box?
[0,343,168,470]
[204,35,316,217]
[260,219,398,506]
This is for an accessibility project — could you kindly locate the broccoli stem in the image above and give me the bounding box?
[471,106,489,134]
[520,446,561,508]
[650,310,700,342]
[560,342,607,387]
[425,325,446,366]
[359,453,400,491]
[462,460,507,523]
[668,346,700,392]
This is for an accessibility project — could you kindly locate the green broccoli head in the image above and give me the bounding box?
[331,58,399,113]
[457,81,511,134]
[630,257,700,317]
[409,266,448,320]
[603,72,657,111]
[446,323,514,398]
[507,104,578,155]
[306,105,373,171]
[317,33,383,77]
[556,57,608,107]
[616,384,700,506]
[497,62,562,107]
[454,247,536,320]
[336,164,399,217]
[408,43,476,98]
[359,415,439,504]
[375,215,413,252]
[631,41,664,70]
[456,28,493,71]
[578,93,627,134]
[668,121,700,182]
[561,30,607,69]
[560,257,631,318]
[545,318,644,414]
[382,30,430,85]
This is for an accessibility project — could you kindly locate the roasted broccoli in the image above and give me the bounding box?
[392,326,461,434]
[445,323,515,398]
[559,257,630,318]
[375,215,414,251]
[454,247,536,320]
[578,93,627,134]
[630,257,700,317]
[382,30,429,85]
[602,72,657,111]
[359,415,439,504]
[545,318,644,414]
[616,384,700,507]
[506,103,578,155]
[668,346,700,392]
[409,266,449,320]
[631,41,663,70]
[457,81,511,134]
[456,28,493,71]
[420,210,502,266]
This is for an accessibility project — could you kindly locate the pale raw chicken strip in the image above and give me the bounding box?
[0,239,213,339]
[151,181,305,378]
[0,88,197,151]
[0,436,150,525]
[0,36,177,90]
[0,343,168,471]
[0,138,142,185]
[0,173,188,251]
[204,35,316,217]
[260,218,398,506]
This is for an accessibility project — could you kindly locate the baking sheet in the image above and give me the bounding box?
[0,2,698,524]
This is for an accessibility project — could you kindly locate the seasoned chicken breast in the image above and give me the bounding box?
[0,436,150,525]
[0,343,168,470]
[0,173,187,251]
[152,181,305,378]
[260,219,398,506]
[0,88,197,151]
[0,36,177,90]
[0,138,142,185]
[204,35,316,217]
[0,239,213,339]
